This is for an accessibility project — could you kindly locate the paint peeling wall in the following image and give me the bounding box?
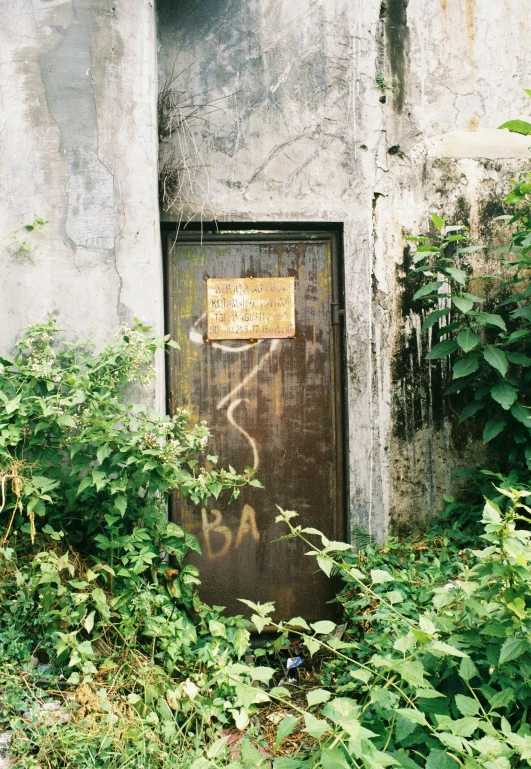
[157,0,531,539]
[0,0,163,405]
[1,0,529,539]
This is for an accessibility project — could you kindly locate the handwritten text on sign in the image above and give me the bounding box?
[206,277,295,340]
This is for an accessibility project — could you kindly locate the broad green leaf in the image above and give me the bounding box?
[507,329,531,344]
[455,694,480,716]
[310,620,336,635]
[475,312,507,331]
[453,295,474,314]
[412,281,443,301]
[422,308,451,331]
[450,717,480,737]
[483,498,502,524]
[269,688,291,703]
[506,351,531,366]
[189,760,210,769]
[316,555,333,577]
[274,759,306,769]
[77,476,93,496]
[437,733,470,753]
[371,568,394,584]
[303,634,321,656]
[426,339,458,360]
[483,418,506,443]
[96,444,111,464]
[207,735,230,759]
[320,748,352,769]
[396,708,427,726]
[251,614,268,633]
[394,633,416,654]
[453,357,479,379]
[250,666,275,683]
[456,245,486,254]
[464,292,485,304]
[459,400,486,423]
[395,661,427,688]
[306,688,331,707]
[511,303,531,321]
[57,414,76,428]
[386,589,404,604]
[5,396,21,414]
[83,610,95,633]
[429,641,467,657]
[483,345,508,377]
[303,712,331,739]
[415,690,446,699]
[114,495,127,515]
[388,753,423,769]
[490,381,517,410]
[511,402,531,428]
[350,669,372,683]
[445,267,467,285]
[326,541,352,551]
[91,469,107,492]
[431,214,446,231]
[499,637,528,664]
[426,749,459,769]
[419,615,436,635]
[209,482,223,499]
[459,657,478,682]
[456,329,479,351]
[489,688,514,710]
[499,119,531,135]
[275,715,299,747]
[286,616,310,630]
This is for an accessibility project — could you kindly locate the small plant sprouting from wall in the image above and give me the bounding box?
[2,215,47,255]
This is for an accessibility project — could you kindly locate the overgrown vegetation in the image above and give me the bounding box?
[0,320,267,767]
[3,108,531,769]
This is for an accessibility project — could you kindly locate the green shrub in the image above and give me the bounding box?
[0,320,272,767]
[249,497,531,769]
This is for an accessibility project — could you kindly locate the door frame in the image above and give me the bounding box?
[161,221,349,546]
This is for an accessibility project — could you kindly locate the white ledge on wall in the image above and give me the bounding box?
[425,130,531,159]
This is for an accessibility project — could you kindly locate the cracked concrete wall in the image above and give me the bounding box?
[157,0,531,538]
[0,0,163,406]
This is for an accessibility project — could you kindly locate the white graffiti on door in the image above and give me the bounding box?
[190,312,281,559]
[188,313,281,561]
[189,313,281,471]
[201,504,260,560]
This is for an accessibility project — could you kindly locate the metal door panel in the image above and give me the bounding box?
[165,231,345,621]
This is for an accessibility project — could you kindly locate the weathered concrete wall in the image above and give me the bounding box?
[1,0,529,538]
[0,0,163,405]
[157,0,531,539]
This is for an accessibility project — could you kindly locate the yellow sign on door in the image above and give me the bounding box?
[206,277,295,340]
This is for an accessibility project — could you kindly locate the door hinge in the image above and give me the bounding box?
[331,303,344,325]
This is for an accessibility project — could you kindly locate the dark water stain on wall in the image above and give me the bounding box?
[381,0,409,114]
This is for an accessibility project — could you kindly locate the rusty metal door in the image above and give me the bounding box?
[164,230,346,622]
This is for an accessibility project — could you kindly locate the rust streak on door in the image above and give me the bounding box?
[164,230,346,622]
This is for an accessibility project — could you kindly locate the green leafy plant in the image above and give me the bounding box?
[2,215,47,253]
[0,319,272,767]
[405,202,531,469]
[246,502,531,769]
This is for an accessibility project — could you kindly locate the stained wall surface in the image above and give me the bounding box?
[157,0,531,538]
[0,0,163,405]
[1,0,530,539]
